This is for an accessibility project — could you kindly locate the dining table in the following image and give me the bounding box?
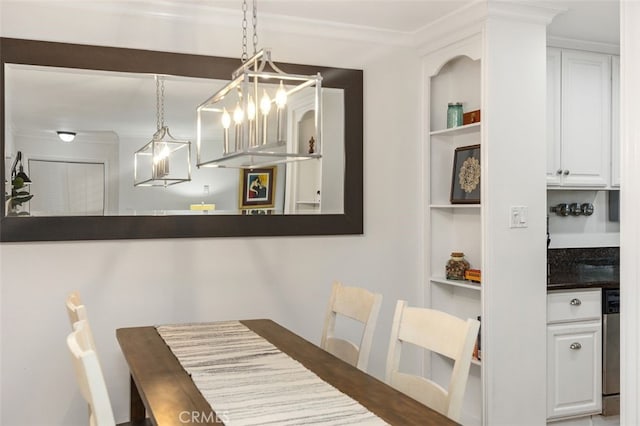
[116,319,458,426]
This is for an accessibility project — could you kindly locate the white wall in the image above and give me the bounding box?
[620,1,640,424]
[547,189,620,248]
[0,2,422,425]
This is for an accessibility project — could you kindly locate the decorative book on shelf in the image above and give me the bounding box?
[465,269,481,283]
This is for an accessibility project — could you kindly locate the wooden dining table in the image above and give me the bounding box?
[116,319,458,426]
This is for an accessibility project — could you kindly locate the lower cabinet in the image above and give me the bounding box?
[547,289,602,421]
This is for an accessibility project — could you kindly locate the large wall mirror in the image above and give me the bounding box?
[0,38,363,241]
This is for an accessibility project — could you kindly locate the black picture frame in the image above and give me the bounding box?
[450,144,481,204]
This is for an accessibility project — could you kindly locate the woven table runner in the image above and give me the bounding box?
[156,321,388,426]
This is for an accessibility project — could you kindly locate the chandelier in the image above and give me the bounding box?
[196,0,322,169]
[134,75,192,187]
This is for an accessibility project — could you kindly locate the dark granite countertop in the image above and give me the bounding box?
[547,247,619,291]
[547,275,619,291]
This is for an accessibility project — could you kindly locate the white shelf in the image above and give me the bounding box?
[430,204,481,209]
[431,276,482,291]
[472,358,482,366]
[430,122,481,137]
[296,201,320,205]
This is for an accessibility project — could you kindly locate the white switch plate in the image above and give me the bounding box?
[510,206,528,228]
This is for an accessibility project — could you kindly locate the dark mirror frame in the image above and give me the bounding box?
[0,38,363,242]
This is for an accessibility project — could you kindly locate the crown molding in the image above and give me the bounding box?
[547,35,620,55]
[414,0,565,56]
[486,1,565,26]
[55,0,415,47]
[414,1,486,56]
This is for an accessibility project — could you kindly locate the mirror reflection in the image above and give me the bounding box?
[4,64,344,217]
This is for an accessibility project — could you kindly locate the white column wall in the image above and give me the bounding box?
[0,3,422,425]
[481,16,548,426]
[620,1,640,424]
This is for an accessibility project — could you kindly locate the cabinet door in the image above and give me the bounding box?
[547,321,602,419]
[561,50,611,187]
[611,55,620,187]
[547,48,562,186]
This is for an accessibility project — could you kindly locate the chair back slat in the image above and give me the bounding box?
[320,281,383,371]
[67,320,116,426]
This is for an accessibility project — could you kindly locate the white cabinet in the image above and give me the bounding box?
[547,289,602,421]
[547,48,611,188]
[611,55,620,187]
[547,48,563,185]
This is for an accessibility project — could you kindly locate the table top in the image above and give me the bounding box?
[116,319,458,426]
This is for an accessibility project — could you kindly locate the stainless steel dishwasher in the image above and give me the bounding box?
[602,288,620,416]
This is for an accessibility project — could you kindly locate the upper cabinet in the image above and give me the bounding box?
[611,55,620,188]
[547,48,612,188]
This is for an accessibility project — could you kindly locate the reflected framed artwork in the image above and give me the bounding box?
[450,144,481,204]
[241,209,274,215]
[239,167,276,209]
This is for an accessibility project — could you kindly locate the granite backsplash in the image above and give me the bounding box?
[548,247,620,288]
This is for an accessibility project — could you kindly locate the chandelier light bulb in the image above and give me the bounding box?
[275,81,287,109]
[247,95,256,121]
[233,103,244,124]
[154,144,170,163]
[260,91,272,115]
[221,108,231,129]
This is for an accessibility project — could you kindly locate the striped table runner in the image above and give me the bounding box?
[156,321,388,426]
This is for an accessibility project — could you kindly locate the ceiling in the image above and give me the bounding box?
[188,0,620,45]
[4,1,621,146]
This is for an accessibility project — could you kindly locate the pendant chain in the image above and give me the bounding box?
[252,0,258,55]
[241,0,258,63]
[241,0,248,62]
[156,75,165,131]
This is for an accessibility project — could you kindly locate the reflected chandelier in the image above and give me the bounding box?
[196,0,322,169]
[134,75,192,187]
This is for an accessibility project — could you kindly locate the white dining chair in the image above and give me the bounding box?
[385,300,480,422]
[66,291,97,351]
[320,281,383,371]
[66,290,88,324]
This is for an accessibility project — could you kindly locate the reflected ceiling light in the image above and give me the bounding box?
[134,75,192,187]
[196,0,322,169]
[57,131,76,142]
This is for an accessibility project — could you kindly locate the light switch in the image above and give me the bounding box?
[510,206,528,228]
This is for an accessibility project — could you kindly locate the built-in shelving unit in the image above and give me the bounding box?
[421,6,553,425]
[426,52,483,426]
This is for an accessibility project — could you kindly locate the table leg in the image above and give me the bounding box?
[130,375,146,422]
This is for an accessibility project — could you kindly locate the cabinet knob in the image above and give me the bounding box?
[556,169,563,175]
[569,298,582,306]
[570,342,582,350]
[563,170,570,175]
